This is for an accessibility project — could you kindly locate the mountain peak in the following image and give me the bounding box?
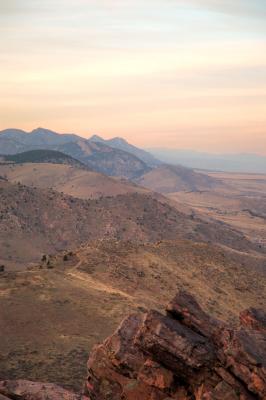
[31,127,58,136]
[89,134,105,143]
[109,136,128,145]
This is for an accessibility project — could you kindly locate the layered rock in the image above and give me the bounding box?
[0,292,265,400]
[85,291,266,400]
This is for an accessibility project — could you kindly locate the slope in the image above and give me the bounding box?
[0,238,265,390]
[135,164,220,193]
[0,179,263,270]
[0,162,148,200]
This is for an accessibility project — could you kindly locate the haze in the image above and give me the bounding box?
[0,0,266,154]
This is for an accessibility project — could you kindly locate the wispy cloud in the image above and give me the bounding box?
[0,0,265,153]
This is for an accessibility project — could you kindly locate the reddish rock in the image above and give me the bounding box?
[239,308,266,332]
[0,380,90,400]
[1,292,264,400]
[85,291,266,400]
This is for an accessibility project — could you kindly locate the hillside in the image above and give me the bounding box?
[0,180,193,269]
[135,164,220,193]
[3,150,87,169]
[0,238,265,390]
[0,179,264,271]
[0,162,148,200]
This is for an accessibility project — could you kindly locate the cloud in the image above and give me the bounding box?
[176,0,266,20]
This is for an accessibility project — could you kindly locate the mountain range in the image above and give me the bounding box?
[0,128,158,179]
[0,128,222,189]
[2,128,265,176]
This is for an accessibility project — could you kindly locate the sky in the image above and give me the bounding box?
[0,0,266,154]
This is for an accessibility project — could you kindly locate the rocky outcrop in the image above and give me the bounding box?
[1,292,265,400]
[85,291,266,400]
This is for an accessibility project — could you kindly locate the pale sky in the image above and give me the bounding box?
[0,0,266,153]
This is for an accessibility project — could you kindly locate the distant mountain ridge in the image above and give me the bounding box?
[0,128,80,151]
[0,128,152,179]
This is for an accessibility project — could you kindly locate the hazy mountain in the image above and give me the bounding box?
[57,140,150,179]
[0,128,79,154]
[147,148,266,174]
[89,134,161,167]
[0,128,151,179]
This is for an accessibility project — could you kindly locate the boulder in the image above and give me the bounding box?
[1,292,265,400]
[85,291,266,400]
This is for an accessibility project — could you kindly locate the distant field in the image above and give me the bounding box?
[169,170,266,247]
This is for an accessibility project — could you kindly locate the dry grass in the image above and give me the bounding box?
[0,238,265,391]
[0,163,148,199]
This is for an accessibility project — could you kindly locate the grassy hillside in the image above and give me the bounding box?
[0,162,148,200]
[0,238,265,390]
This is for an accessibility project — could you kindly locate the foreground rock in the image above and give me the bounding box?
[0,380,90,400]
[1,292,265,400]
[85,291,266,400]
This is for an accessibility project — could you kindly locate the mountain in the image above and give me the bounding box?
[147,148,266,174]
[0,128,151,179]
[2,149,87,169]
[0,128,79,154]
[135,164,220,193]
[56,140,150,179]
[89,134,161,167]
[0,160,149,200]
